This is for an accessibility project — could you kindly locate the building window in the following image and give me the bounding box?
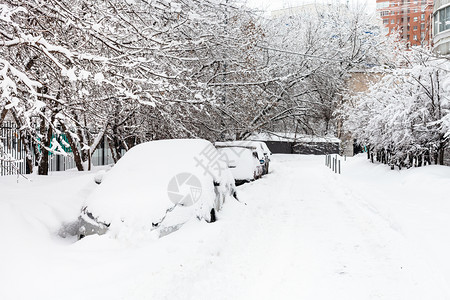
[421,14,424,20]
[413,35,417,40]
[413,26,418,30]
[440,9,445,32]
[421,32,425,40]
[446,6,450,30]
[413,17,418,22]
[435,12,439,35]
[437,7,450,33]
[421,23,425,30]
[391,19,395,24]
[383,19,389,24]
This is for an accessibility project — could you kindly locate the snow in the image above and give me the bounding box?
[216,147,259,181]
[1,154,450,299]
[0,5,26,23]
[249,132,341,143]
[82,139,234,238]
[93,72,105,84]
[215,140,269,159]
[61,67,77,81]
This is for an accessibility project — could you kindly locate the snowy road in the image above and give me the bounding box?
[153,154,450,300]
[2,154,450,300]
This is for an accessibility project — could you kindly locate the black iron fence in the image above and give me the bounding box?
[0,121,27,176]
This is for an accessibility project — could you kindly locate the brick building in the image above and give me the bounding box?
[376,0,434,46]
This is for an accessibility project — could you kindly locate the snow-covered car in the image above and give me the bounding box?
[77,139,237,239]
[215,144,264,185]
[248,141,272,174]
[215,140,271,175]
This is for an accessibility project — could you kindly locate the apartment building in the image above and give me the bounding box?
[433,0,450,54]
[376,0,434,46]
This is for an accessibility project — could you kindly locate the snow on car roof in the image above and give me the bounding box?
[216,147,258,181]
[84,139,232,235]
[215,141,266,159]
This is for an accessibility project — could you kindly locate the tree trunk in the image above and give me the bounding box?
[61,124,84,171]
[0,105,8,124]
[23,133,34,174]
[417,154,422,167]
[438,148,445,165]
[38,117,53,175]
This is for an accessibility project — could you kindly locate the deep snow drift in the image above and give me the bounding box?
[1,154,450,300]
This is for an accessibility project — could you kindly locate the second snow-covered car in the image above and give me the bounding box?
[248,141,272,174]
[215,143,264,185]
[77,139,237,239]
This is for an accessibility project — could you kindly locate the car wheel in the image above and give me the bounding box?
[210,208,217,223]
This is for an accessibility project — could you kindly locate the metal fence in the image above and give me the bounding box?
[1,122,115,176]
[0,121,28,176]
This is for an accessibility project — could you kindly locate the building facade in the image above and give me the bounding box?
[433,0,450,54]
[376,0,433,47]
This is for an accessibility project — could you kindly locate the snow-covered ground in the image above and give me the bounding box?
[1,154,450,300]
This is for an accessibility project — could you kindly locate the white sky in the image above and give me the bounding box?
[244,0,376,14]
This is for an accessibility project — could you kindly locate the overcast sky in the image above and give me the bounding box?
[243,0,376,14]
